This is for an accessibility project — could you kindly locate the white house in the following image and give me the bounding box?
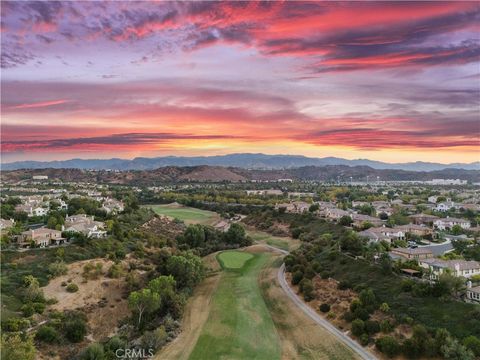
[466,283,480,304]
[434,217,471,231]
[435,199,455,212]
[64,214,107,238]
[428,196,438,204]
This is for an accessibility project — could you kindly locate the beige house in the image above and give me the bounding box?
[434,217,471,231]
[64,214,107,238]
[409,213,439,226]
[391,247,433,260]
[420,259,480,280]
[18,228,65,248]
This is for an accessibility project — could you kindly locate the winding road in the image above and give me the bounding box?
[264,244,378,360]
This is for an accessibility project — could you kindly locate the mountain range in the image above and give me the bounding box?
[2,153,478,172]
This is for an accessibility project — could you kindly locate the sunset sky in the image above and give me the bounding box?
[1,1,479,164]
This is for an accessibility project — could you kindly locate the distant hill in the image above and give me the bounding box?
[2,165,479,184]
[2,153,479,172]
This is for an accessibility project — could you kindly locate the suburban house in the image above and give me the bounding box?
[0,219,15,232]
[101,198,125,214]
[64,214,107,238]
[396,224,434,237]
[247,189,283,196]
[324,207,350,220]
[15,200,50,217]
[359,226,405,243]
[420,259,480,279]
[351,213,383,227]
[18,228,65,248]
[391,247,433,260]
[466,283,480,304]
[434,217,471,231]
[275,201,310,214]
[428,196,438,204]
[435,199,455,212]
[409,213,439,226]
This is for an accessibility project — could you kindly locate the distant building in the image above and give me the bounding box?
[32,175,48,180]
[64,214,106,238]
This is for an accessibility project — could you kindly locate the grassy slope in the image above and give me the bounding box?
[148,204,219,225]
[217,251,253,269]
[322,252,480,339]
[247,229,300,251]
[189,252,281,360]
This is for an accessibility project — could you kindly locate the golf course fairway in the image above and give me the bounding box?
[188,250,281,360]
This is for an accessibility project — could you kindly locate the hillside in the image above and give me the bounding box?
[2,153,478,171]
[2,165,479,184]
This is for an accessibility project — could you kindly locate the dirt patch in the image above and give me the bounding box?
[155,252,221,360]
[42,258,130,340]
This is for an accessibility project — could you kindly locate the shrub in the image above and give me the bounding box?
[365,320,380,335]
[343,311,355,323]
[48,261,68,278]
[351,319,365,337]
[463,336,480,357]
[66,283,79,293]
[379,302,390,313]
[380,320,394,333]
[141,326,168,352]
[376,336,400,358]
[21,304,35,317]
[320,271,331,279]
[35,325,59,343]
[79,343,105,360]
[107,263,124,279]
[64,317,87,343]
[32,302,46,314]
[360,333,369,346]
[61,281,67,287]
[338,280,351,290]
[320,303,331,313]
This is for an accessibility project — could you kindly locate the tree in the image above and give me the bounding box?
[320,303,331,313]
[463,336,480,357]
[359,288,376,307]
[128,288,161,326]
[376,336,400,358]
[351,319,365,337]
[166,253,204,290]
[309,204,319,213]
[451,225,463,236]
[182,224,205,248]
[441,337,474,360]
[1,333,36,360]
[224,223,248,245]
[22,275,44,303]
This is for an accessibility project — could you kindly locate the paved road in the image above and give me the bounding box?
[418,239,453,256]
[264,244,378,360]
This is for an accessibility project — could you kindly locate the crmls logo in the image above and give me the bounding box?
[115,348,155,359]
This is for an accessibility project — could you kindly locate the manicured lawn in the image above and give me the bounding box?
[148,204,219,225]
[217,251,254,269]
[188,252,281,360]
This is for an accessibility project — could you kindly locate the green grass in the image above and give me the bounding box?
[217,251,254,269]
[189,252,281,360]
[247,230,293,251]
[147,204,218,225]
